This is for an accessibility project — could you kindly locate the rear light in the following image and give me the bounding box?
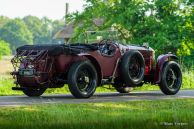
[145,66,149,74]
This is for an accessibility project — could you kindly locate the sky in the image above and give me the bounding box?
[0,0,85,20]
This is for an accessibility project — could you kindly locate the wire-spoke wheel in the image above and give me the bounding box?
[68,61,97,98]
[159,61,182,95]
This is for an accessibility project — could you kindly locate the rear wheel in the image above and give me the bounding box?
[23,88,46,97]
[159,61,182,95]
[68,61,98,98]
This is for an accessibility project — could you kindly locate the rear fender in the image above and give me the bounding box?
[154,54,178,84]
[77,53,102,86]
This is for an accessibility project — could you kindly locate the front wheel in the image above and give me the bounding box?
[23,88,46,97]
[68,61,98,98]
[159,61,182,95]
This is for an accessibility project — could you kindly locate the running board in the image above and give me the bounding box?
[12,87,25,91]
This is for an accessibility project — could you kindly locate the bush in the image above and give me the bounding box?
[0,40,11,59]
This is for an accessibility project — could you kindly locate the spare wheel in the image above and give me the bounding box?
[120,50,145,86]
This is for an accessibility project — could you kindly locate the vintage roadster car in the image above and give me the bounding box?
[11,37,182,98]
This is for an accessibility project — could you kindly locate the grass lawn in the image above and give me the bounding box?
[0,99,194,129]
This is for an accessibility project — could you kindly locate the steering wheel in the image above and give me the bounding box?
[99,39,109,45]
[98,39,116,56]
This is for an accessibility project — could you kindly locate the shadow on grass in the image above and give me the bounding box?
[1,99,194,129]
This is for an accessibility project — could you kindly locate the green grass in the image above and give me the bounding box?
[0,99,194,129]
[0,76,22,95]
[182,70,194,89]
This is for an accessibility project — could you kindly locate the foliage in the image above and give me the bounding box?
[0,19,33,52]
[177,1,194,56]
[51,20,65,44]
[0,0,193,66]
[0,16,64,53]
[0,16,10,28]
[68,0,194,56]
[23,15,45,44]
[0,40,11,59]
[34,17,64,44]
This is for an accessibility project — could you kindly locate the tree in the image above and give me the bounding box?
[0,18,33,52]
[0,16,10,28]
[0,40,11,59]
[23,15,43,44]
[51,20,64,44]
[134,0,184,55]
[37,17,53,44]
[177,0,194,56]
[68,0,190,55]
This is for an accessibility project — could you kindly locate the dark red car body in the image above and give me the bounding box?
[11,40,182,98]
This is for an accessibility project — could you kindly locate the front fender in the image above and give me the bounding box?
[154,54,178,84]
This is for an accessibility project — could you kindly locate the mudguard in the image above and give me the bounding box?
[154,54,179,84]
[77,53,103,86]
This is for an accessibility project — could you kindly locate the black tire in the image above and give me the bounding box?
[159,61,182,95]
[23,88,46,97]
[68,61,98,98]
[120,50,145,86]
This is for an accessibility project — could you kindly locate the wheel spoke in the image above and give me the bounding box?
[129,56,141,79]
[166,68,178,89]
[76,68,92,92]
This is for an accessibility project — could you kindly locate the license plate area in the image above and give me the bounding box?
[19,69,36,76]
